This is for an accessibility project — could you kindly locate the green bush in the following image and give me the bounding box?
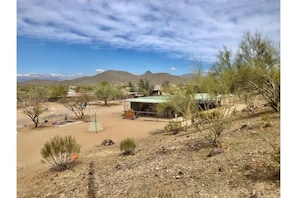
[165,121,183,134]
[195,107,232,147]
[205,118,231,147]
[40,135,81,171]
[120,138,136,155]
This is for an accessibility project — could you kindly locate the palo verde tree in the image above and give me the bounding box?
[236,31,280,112]
[137,78,151,96]
[161,80,171,93]
[94,81,119,106]
[114,86,129,102]
[22,86,48,128]
[190,58,221,95]
[48,85,68,100]
[59,93,92,120]
[210,46,238,94]
[157,87,198,131]
[207,30,280,112]
[128,81,136,92]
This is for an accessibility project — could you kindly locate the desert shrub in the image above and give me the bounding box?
[195,107,232,147]
[260,113,273,128]
[195,109,222,125]
[238,91,258,112]
[205,118,231,147]
[260,113,271,122]
[165,121,183,134]
[40,135,81,171]
[120,138,136,155]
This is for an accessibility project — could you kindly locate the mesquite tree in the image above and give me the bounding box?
[59,94,92,119]
[23,86,48,128]
[94,81,119,106]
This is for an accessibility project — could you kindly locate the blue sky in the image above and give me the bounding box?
[17,0,280,81]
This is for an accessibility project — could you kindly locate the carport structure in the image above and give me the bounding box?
[124,96,170,117]
[123,93,216,118]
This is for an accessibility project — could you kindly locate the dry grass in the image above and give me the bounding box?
[17,105,280,198]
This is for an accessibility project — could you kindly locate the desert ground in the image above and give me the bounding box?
[17,101,169,173]
[17,100,280,197]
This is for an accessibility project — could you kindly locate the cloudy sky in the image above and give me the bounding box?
[17,0,280,81]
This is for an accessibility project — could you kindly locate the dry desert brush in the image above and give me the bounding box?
[165,120,183,134]
[40,135,81,171]
[120,138,136,155]
[195,106,233,147]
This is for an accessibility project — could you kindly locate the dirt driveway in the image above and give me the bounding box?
[17,101,169,174]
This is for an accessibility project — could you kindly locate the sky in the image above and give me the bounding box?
[4,1,297,196]
[16,0,280,81]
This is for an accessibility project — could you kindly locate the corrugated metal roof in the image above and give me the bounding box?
[124,93,213,104]
[124,96,169,103]
[194,93,211,100]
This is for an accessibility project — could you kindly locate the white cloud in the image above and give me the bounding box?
[17,73,86,82]
[17,0,280,61]
[95,69,105,73]
[170,67,176,71]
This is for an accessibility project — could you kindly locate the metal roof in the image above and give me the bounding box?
[194,93,211,100]
[124,96,169,103]
[124,93,213,104]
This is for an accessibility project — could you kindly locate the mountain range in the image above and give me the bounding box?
[17,70,197,86]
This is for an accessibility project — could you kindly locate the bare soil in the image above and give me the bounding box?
[17,101,280,198]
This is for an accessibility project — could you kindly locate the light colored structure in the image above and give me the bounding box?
[123,93,217,118]
[87,112,103,133]
[67,86,77,96]
[88,121,104,133]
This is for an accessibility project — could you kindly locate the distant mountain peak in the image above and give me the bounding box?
[18,70,196,86]
[143,70,152,75]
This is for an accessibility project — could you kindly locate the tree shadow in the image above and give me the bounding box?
[183,138,214,151]
[149,129,171,136]
[243,163,280,182]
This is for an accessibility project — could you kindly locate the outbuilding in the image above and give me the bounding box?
[123,93,217,118]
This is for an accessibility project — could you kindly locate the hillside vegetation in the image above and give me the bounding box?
[17,104,280,197]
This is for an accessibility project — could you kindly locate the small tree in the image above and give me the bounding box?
[128,81,136,92]
[138,78,151,96]
[40,135,81,171]
[94,81,118,106]
[48,85,68,100]
[157,87,198,131]
[161,80,171,93]
[59,94,92,119]
[22,86,48,128]
[24,103,45,128]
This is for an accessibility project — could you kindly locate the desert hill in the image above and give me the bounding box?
[17,102,280,197]
[18,70,196,86]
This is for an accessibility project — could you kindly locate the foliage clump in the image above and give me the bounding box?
[59,94,92,119]
[22,86,48,128]
[40,135,81,171]
[120,138,136,155]
[165,121,183,134]
[195,107,232,147]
